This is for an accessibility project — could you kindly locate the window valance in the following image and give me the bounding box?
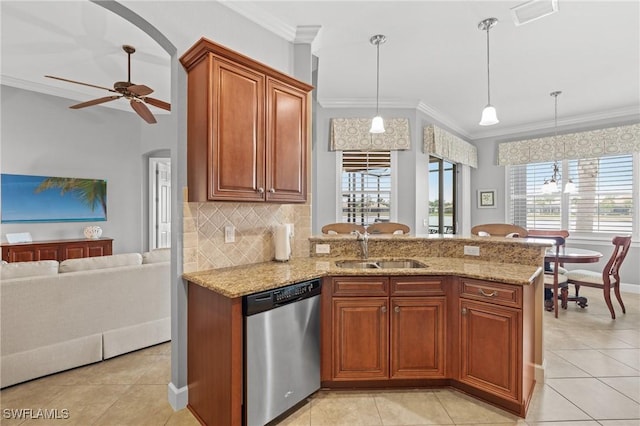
[330,118,411,151]
[423,125,478,168]
[498,123,640,165]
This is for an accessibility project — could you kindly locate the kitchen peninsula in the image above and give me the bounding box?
[184,235,549,425]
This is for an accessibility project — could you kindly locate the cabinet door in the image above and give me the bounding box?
[7,246,38,262]
[332,297,388,380]
[391,297,446,378]
[459,299,521,401]
[265,78,308,202]
[87,240,112,257]
[210,57,265,201]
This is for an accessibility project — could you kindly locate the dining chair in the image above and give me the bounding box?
[321,223,366,235]
[471,223,528,238]
[565,235,632,319]
[528,229,570,274]
[366,222,410,234]
[541,236,569,318]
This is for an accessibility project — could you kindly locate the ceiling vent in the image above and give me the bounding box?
[511,0,558,26]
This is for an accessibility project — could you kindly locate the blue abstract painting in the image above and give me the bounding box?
[1,174,107,223]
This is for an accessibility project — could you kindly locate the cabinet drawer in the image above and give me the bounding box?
[332,277,389,296]
[459,279,522,309]
[391,276,447,296]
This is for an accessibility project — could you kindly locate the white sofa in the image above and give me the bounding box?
[0,249,171,388]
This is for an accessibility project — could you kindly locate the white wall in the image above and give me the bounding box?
[0,85,146,254]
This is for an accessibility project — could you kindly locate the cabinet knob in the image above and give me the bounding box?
[257,187,265,194]
[394,306,400,313]
[381,306,387,313]
[478,289,498,297]
[461,307,468,315]
[269,188,276,193]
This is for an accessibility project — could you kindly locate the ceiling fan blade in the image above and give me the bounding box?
[143,97,171,111]
[130,100,157,124]
[70,96,121,109]
[45,75,118,93]
[128,84,154,96]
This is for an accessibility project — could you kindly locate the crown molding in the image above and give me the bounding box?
[295,25,322,45]
[219,1,297,42]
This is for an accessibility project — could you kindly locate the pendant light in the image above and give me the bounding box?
[478,18,499,126]
[369,34,386,134]
[542,90,576,194]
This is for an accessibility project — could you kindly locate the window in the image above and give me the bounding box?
[429,156,457,234]
[508,154,636,235]
[340,150,391,225]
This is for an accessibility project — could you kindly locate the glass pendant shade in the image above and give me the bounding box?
[479,104,499,126]
[564,179,576,194]
[370,116,385,133]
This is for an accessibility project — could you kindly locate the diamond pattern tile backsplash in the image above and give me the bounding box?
[183,194,311,273]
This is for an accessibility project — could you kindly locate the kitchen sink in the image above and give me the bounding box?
[335,259,427,269]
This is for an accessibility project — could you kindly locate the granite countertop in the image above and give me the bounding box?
[183,256,543,298]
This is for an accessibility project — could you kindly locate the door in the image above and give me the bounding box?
[391,297,446,378]
[211,57,265,201]
[459,299,521,401]
[265,78,308,202]
[332,297,388,380]
[150,158,171,249]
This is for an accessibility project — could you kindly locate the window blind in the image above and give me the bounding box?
[568,155,633,234]
[340,150,391,225]
[508,161,562,230]
[508,154,634,234]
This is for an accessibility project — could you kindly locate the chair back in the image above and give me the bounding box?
[321,223,366,235]
[604,235,632,282]
[527,229,570,239]
[366,222,410,235]
[471,223,528,237]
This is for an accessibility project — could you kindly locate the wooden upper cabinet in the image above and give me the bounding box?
[180,38,312,203]
[266,78,308,202]
[211,58,265,201]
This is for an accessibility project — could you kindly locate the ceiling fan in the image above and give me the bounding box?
[45,45,170,124]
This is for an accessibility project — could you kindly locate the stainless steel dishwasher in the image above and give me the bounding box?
[243,279,321,426]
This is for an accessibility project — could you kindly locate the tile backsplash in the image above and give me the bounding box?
[183,191,311,273]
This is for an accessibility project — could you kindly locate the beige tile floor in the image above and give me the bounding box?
[1,287,638,425]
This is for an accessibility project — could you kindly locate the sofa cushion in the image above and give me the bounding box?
[59,253,142,273]
[0,260,59,280]
[142,248,170,264]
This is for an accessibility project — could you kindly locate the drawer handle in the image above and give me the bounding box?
[394,306,400,313]
[257,187,265,194]
[269,188,276,193]
[381,306,387,313]
[479,289,498,297]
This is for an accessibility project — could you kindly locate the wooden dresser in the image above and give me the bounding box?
[1,238,113,263]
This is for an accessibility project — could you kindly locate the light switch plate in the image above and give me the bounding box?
[464,245,480,256]
[224,226,235,243]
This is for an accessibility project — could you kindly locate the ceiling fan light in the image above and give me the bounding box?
[370,116,385,133]
[479,105,499,126]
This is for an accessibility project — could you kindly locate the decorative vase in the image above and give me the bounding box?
[83,226,103,239]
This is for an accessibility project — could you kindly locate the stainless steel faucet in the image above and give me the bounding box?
[352,230,369,259]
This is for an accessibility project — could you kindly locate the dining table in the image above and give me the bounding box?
[544,245,603,308]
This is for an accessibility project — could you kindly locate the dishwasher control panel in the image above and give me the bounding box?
[243,279,321,316]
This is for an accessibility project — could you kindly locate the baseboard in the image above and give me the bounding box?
[621,283,640,294]
[168,382,188,410]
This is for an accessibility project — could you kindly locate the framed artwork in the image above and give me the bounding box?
[477,189,496,209]
[1,173,107,223]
